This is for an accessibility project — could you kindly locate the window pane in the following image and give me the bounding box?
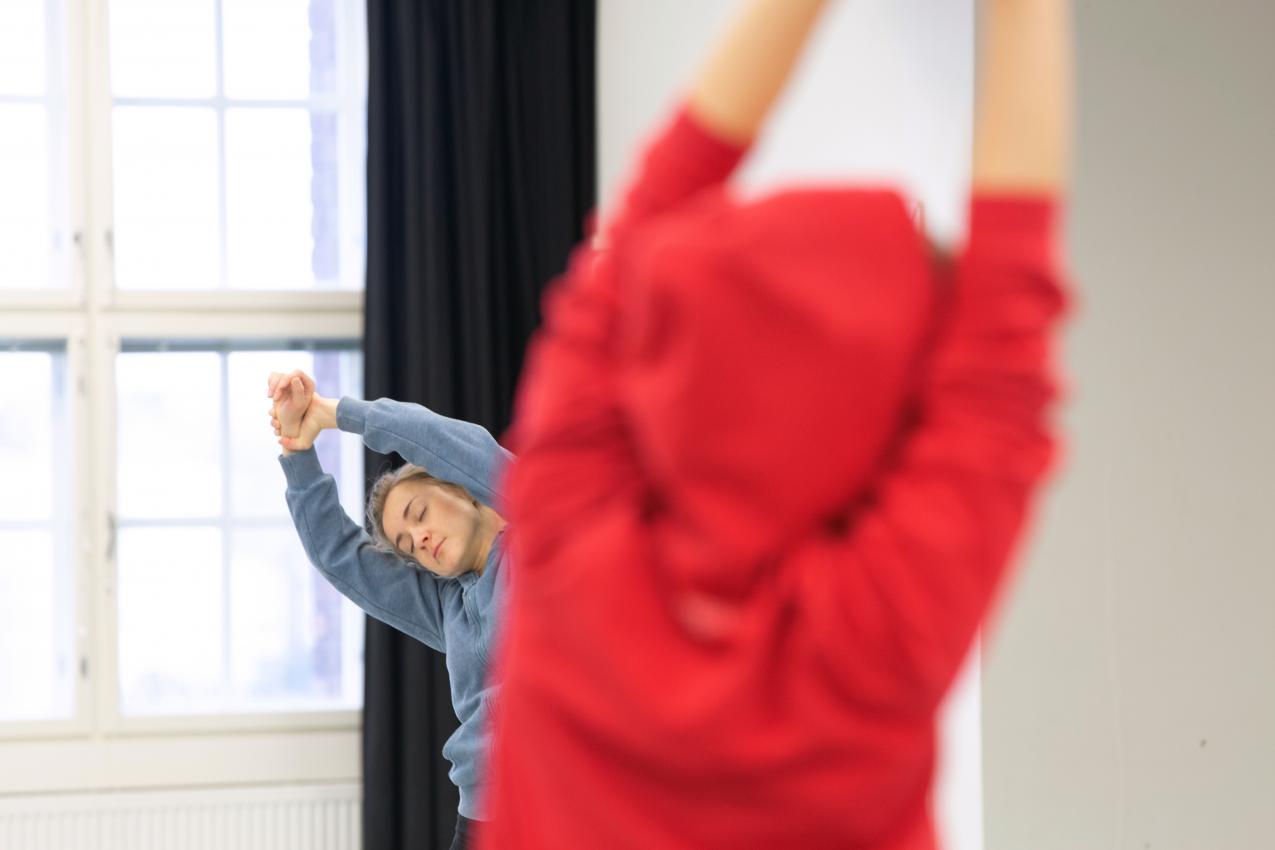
[106,0,365,291]
[226,349,362,519]
[117,526,225,714]
[117,344,364,716]
[0,1,70,291]
[223,0,336,100]
[112,107,220,289]
[229,528,361,709]
[227,349,313,518]
[0,106,51,289]
[108,0,216,98]
[0,0,46,95]
[0,347,74,724]
[116,351,222,518]
[225,109,337,289]
[0,531,73,721]
[0,351,56,520]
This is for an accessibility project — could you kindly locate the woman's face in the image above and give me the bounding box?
[381,479,483,577]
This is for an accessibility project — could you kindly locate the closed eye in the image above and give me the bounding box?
[400,506,427,556]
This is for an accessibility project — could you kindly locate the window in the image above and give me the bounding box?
[107,0,365,291]
[0,0,368,790]
[115,343,364,716]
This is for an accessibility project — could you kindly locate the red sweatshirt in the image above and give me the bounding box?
[479,107,1068,849]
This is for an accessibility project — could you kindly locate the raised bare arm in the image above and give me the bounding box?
[687,0,832,145]
[972,0,1073,192]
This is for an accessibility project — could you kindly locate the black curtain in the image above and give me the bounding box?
[361,1,595,848]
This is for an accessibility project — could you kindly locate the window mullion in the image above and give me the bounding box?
[91,328,121,734]
[66,328,95,734]
[84,0,116,306]
[220,351,234,705]
[81,0,117,738]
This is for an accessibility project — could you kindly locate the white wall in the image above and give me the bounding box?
[597,3,980,849]
[598,0,974,241]
[982,2,1275,848]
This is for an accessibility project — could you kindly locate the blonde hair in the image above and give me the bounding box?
[365,463,478,555]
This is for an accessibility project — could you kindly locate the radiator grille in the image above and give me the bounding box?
[0,784,360,850]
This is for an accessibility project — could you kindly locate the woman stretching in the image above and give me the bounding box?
[481,0,1073,847]
[267,370,510,850]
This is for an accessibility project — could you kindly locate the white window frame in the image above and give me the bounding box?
[96,316,366,739]
[0,0,370,793]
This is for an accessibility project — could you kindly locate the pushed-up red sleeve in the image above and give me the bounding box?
[603,104,749,239]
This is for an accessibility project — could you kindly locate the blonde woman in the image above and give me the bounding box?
[268,370,509,850]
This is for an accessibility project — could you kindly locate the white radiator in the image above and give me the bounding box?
[0,783,360,850]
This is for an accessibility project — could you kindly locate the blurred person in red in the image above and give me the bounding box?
[480,0,1072,846]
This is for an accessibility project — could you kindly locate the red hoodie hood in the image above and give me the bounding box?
[615,186,938,599]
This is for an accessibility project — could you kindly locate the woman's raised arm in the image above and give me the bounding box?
[601,0,832,237]
[687,0,831,145]
[972,0,1073,192]
[269,371,511,511]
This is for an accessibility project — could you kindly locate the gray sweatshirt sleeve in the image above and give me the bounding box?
[280,448,446,652]
[336,397,514,510]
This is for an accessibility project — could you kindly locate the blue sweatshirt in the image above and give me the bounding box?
[279,397,513,820]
